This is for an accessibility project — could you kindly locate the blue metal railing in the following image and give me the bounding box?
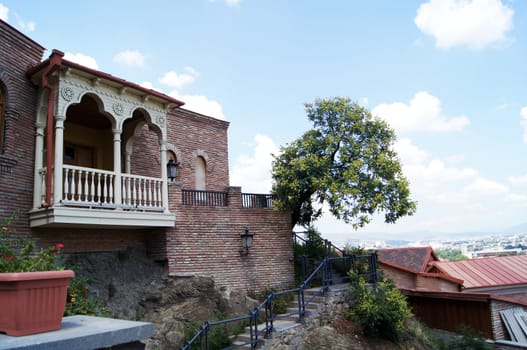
[180,234,378,350]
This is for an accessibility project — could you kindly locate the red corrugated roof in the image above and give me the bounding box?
[432,255,527,289]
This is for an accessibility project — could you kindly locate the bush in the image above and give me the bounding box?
[183,319,232,350]
[446,326,492,350]
[64,275,108,316]
[347,273,412,342]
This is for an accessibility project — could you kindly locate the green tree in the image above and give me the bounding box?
[272,97,416,228]
[435,249,468,261]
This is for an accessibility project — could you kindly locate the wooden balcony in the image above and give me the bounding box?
[29,165,175,228]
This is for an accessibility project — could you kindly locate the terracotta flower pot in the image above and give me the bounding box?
[0,270,74,336]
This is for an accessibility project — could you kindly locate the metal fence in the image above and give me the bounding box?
[182,189,228,206]
[180,245,378,350]
[181,189,275,209]
[241,193,275,208]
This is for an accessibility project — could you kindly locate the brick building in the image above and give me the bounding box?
[0,19,294,294]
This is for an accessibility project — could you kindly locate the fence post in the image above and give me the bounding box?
[301,255,307,282]
[298,285,306,323]
[371,252,378,284]
[253,309,259,349]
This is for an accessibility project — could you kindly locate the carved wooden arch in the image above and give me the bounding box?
[127,107,164,145]
[66,92,118,130]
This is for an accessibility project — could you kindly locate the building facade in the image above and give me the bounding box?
[0,19,293,293]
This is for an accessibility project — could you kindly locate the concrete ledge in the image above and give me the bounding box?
[0,316,153,350]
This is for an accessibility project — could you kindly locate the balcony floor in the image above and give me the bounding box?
[29,206,175,228]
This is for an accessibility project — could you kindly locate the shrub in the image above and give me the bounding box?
[446,326,492,350]
[347,272,412,342]
[64,275,108,316]
[183,319,232,350]
[0,212,64,272]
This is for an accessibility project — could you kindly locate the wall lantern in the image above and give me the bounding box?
[240,228,254,256]
[167,159,179,181]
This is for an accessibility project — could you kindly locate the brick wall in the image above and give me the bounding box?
[490,299,527,341]
[0,20,45,237]
[167,185,294,294]
[166,108,230,191]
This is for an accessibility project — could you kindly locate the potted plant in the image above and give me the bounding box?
[0,213,74,336]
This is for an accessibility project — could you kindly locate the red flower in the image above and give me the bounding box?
[4,255,14,261]
[55,243,64,250]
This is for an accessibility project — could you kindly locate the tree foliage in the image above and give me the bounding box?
[435,249,468,261]
[272,97,416,228]
[347,272,413,342]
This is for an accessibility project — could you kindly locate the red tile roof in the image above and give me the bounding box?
[377,246,439,273]
[432,255,527,289]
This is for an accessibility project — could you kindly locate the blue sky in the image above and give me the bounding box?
[2,0,527,244]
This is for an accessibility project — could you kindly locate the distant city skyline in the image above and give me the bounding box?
[2,1,527,241]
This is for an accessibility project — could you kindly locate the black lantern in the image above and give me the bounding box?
[240,228,254,256]
[167,159,178,181]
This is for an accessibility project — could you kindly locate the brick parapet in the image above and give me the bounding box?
[168,201,294,294]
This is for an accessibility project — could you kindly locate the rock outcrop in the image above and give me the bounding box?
[63,248,258,349]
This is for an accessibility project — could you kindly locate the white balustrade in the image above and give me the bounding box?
[121,173,164,210]
[62,165,115,206]
[34,165,167,212]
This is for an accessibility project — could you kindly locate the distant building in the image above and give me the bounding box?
[377,246,527,344]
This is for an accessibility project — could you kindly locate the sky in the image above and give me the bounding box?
[2,0,527,244]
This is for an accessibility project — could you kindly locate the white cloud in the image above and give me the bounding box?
[373,91,470,134]
[14,13,35,32]
[230,134,278,193]
[393,138,428,165]
[64,52,99,70]
[0,3,8,21]
[520,106,527,143]
[113,50,145,67]
[0,5,35,32]
[505,193,527,203]
[415,0,514,49]
[169,90,226,120]
[464,177,508,196]
[209,0,240,7]
[140,81,154,90]
[508,174,527,185]
[359,97,369,106]
[159,67,199,89]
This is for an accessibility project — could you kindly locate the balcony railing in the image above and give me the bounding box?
[242,193,275,208]
[61,165,165,211]
[121,173,164,210]
[181,189,275,208]
[182,189,228,206]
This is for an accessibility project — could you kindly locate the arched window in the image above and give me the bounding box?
[0,86,4,153]
[195,156,206,190]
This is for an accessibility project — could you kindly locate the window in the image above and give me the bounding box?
[0,86,4,153]
[195,156,206,190]
[63,143,95,168]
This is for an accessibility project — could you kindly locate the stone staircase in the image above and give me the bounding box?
[231,283,350,349]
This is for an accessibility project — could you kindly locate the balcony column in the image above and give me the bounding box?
[160,142,169,212]
[33,123,45,209]
[53,115,66,205]
[113,129,122,206]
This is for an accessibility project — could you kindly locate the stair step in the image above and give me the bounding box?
[230,281,351,347]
